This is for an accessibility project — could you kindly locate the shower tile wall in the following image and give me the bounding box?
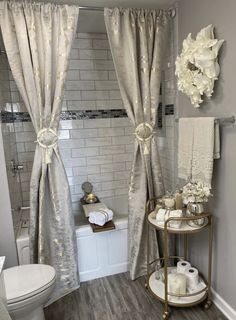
[13,32,131,217]
[0,33,23,231]
[15,117,133,215]
[5,28,176,217]
[10,32,123,111]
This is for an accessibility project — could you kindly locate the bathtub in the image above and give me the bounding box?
[16,198,129,282]
[75,197,129,282]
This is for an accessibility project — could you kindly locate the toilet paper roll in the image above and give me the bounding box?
[185,267,199,290]
[177,260,191,274]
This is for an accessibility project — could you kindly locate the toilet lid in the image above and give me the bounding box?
[3,264,56,304]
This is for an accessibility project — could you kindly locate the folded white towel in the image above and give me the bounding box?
[156,208,183,229]
[178,117,220,186]
[89,209,113,226]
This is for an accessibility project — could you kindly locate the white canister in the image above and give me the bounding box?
[168,273,187,296]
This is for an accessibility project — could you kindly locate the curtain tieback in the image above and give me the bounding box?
[135,122,154,155]
[36,128,58,164]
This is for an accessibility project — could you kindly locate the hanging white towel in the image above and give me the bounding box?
[178,117,220,186]
[89,209,113,226]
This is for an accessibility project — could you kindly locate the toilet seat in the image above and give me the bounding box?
[3,264,56,304]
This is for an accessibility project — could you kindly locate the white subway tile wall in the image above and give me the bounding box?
[9,32,123,112]
[15,118,134,214]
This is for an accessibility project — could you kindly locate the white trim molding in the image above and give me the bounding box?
[212,288,236,320]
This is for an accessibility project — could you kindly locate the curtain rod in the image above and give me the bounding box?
[79,6,103,11]
[79,6,176,17]
[0,5,176,56]
[175,116,236,125]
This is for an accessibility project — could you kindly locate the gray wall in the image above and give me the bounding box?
[178,0,236,310]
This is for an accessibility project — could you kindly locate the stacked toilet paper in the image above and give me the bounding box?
[167,260,200,297]
[177,260,199,291]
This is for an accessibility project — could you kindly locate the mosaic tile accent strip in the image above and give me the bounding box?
[1,109,128,123]
[60,109,128,120]
[0,111,14,123]
[157,103,163,128]
[0,111,31,123]
[1,105,174,123]
[165,104,174,115]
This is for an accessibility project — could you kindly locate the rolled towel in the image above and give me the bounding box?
[156,209,183,229]
[89,208,113,226]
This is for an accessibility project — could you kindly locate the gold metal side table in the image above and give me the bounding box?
[145,199,213,320]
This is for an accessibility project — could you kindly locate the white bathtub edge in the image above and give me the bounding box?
[76,215,128,237]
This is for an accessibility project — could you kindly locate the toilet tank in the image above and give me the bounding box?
[16,209,30,265]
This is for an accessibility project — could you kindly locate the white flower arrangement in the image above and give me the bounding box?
[175,25,224,108]
[182,180,212,204]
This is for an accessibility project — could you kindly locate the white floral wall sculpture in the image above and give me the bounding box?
[175,25,224,107]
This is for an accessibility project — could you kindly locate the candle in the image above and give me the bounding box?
[164,197,175,209]
[168,273,187,296]
[175,191,183,210]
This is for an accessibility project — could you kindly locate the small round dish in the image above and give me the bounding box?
[84,193,98,204]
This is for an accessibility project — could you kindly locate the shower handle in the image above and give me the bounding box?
[10,160,24,176]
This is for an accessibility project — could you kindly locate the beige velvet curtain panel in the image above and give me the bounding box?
[1,2,79,303]
[105,8,170,279]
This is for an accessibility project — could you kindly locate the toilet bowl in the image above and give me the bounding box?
[3,264,56,320]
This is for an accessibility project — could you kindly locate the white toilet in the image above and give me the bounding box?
[3,264,56,320]
[1,210,56,320]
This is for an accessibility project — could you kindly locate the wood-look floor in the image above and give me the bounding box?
[45,273,227,320]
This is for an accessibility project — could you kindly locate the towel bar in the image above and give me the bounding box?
[175,116,235,125]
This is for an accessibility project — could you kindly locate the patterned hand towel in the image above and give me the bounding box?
[178,117,220,186]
